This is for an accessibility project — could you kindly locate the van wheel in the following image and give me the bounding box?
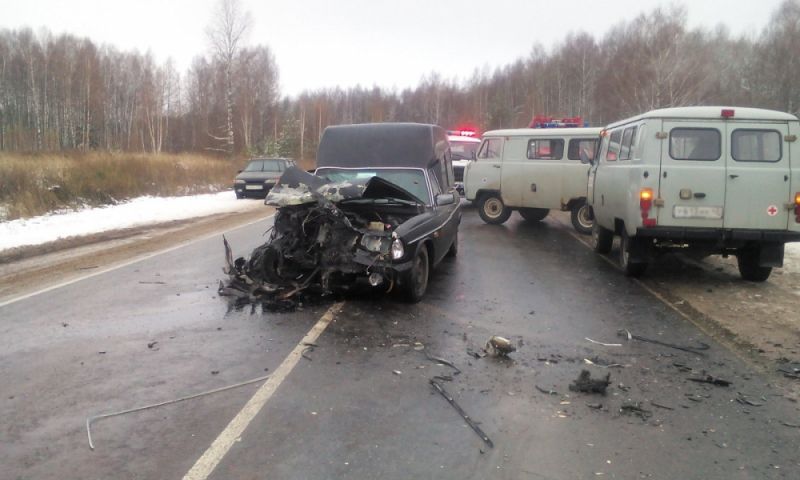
[737,249,772,282]
[518,208,549,222]
[478,193,511,225]
[619,231,647,277]
[403,245,430,303]
[591,222,613,254]
[570,202,593,234]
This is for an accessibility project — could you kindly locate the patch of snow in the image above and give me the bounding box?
[784,242,800,273]
[0,191,265,252]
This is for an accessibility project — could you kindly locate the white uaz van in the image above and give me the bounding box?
[464,127,601,233]
[588,106,800,281]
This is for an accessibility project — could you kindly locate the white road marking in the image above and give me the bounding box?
[182,301,345,480]
[0,215,273,308]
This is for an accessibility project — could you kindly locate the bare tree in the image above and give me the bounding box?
[206,0,251,154]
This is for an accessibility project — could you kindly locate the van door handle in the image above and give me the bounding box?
[693,192,706,199]
[492,164,501,169]
[729,174,739,179]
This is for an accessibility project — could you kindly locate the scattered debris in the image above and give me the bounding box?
[672,362,693,373]
[781,422,800,428]
[86,373,271,449]
[650,401,674,411]
[687,375,731,387]
[61,322,69,327]
[535,385,559,395]
[423,351,461,376]
[147,341,158,349]
[138,281,166,285]
[585,337,622,347]
[583,357,626,369]
[569,370,611,395]
[484,336,516,357]
[429,379,493,449]
[619,401,652,420]
[211,370,220,375]
[392,370,402,376]
[734,393,764,407]
[777,363,800,380]
[586,402,603,409]
[618,329,709,356]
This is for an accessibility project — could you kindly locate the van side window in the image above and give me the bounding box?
[669,128,721,161]
[477,138,503,159]
[619,126,637,160]
[567,138,598,161]
[731,129,781,162]
[527,139,564,160]
[606,129,622,161]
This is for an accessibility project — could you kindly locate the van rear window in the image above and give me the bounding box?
[567,138,598,161]
[731,129,781,162]
[669,128,720,161]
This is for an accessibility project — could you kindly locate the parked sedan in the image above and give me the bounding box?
[233,157,295,198]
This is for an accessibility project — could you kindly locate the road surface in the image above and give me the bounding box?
[2,205,798,479]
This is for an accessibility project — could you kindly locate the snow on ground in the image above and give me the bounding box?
[784,242,800,273]
[0,192,264,252]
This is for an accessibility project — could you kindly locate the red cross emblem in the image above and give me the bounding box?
[767,205,778,216]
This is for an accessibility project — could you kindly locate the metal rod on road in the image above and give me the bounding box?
[429,378,494,449]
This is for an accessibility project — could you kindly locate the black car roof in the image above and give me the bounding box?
[316,123,447,169]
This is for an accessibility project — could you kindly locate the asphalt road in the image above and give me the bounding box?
[2,204,798,480]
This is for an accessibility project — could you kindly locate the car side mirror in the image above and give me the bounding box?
[436,193,456,206]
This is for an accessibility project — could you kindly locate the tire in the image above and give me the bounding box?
[591,222,613,254]
[446,231,458,258]
[478,193,512,225]
[518,207,549,223]
[235,191,244,199]
[619,230,647,277]
[737,248,772,282]
[403,245,430,303]
[570,201,593,235]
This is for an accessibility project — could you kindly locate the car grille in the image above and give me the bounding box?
[453,165,465,182]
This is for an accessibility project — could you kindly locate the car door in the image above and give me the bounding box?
[657,121,726,229]
[465,137,504,200]
[517,137,564,209]
[427,167,459,264]
[563,136,598,201]
[724,123,791,230]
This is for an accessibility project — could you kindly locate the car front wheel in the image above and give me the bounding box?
[403,245,430,303]
[570,202,593,234]
[478,193,512,225]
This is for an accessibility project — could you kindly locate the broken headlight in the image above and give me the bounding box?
[360,234,391,254]
[391,238,404,260]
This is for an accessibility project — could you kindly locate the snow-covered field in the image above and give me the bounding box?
[0,192,263,252]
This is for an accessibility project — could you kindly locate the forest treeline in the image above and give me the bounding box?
[1,1,798,161]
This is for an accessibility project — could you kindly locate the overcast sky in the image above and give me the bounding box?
[0,0,784,97]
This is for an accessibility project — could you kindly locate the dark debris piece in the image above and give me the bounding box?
[569,370,611,395]
[687,375,731,387]
[620,401,653,420]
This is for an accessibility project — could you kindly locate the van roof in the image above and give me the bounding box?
[607,106,798,128]
[482,127,603,137]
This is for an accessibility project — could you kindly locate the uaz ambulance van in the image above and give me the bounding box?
[464,126,601,233]
[588,106,800,281]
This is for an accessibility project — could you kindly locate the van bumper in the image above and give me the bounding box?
[635,227,800,244]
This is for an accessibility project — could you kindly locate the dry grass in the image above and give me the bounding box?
[0,152,240,221]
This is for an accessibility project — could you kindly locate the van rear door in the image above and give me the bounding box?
[723,123,791,230]
[657,121,726,228]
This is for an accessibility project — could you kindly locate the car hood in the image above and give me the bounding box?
[265,167,423,207]
[236,171,282,182]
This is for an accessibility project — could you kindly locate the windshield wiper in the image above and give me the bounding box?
[341,197,422,206]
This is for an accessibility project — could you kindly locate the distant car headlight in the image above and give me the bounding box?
[391,238,404,260]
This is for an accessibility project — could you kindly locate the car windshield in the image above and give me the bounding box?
[244,159,283,172]
[315,168,429,204]
[450,140,479,160]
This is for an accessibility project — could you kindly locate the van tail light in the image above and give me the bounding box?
[795,192,800,223]
[640,188,656,227]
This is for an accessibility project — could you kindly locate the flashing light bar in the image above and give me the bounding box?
[529,115,589,129]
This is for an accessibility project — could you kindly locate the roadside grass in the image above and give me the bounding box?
[0,152,241,221]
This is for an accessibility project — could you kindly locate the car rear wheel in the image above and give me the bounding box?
[570,202,593,234]
[619,230,647,277]
[478,193,511,225]
[403,245,430,303]
[518,207,549,223]
[591,222,613,254]
[737,248,772,282]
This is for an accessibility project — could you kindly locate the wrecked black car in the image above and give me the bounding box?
[222,123,461,303]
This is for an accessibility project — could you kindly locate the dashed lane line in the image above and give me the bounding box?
[182,301,345,480]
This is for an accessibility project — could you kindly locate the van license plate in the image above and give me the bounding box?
[673,205,723,219]
[245,185,263,190]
